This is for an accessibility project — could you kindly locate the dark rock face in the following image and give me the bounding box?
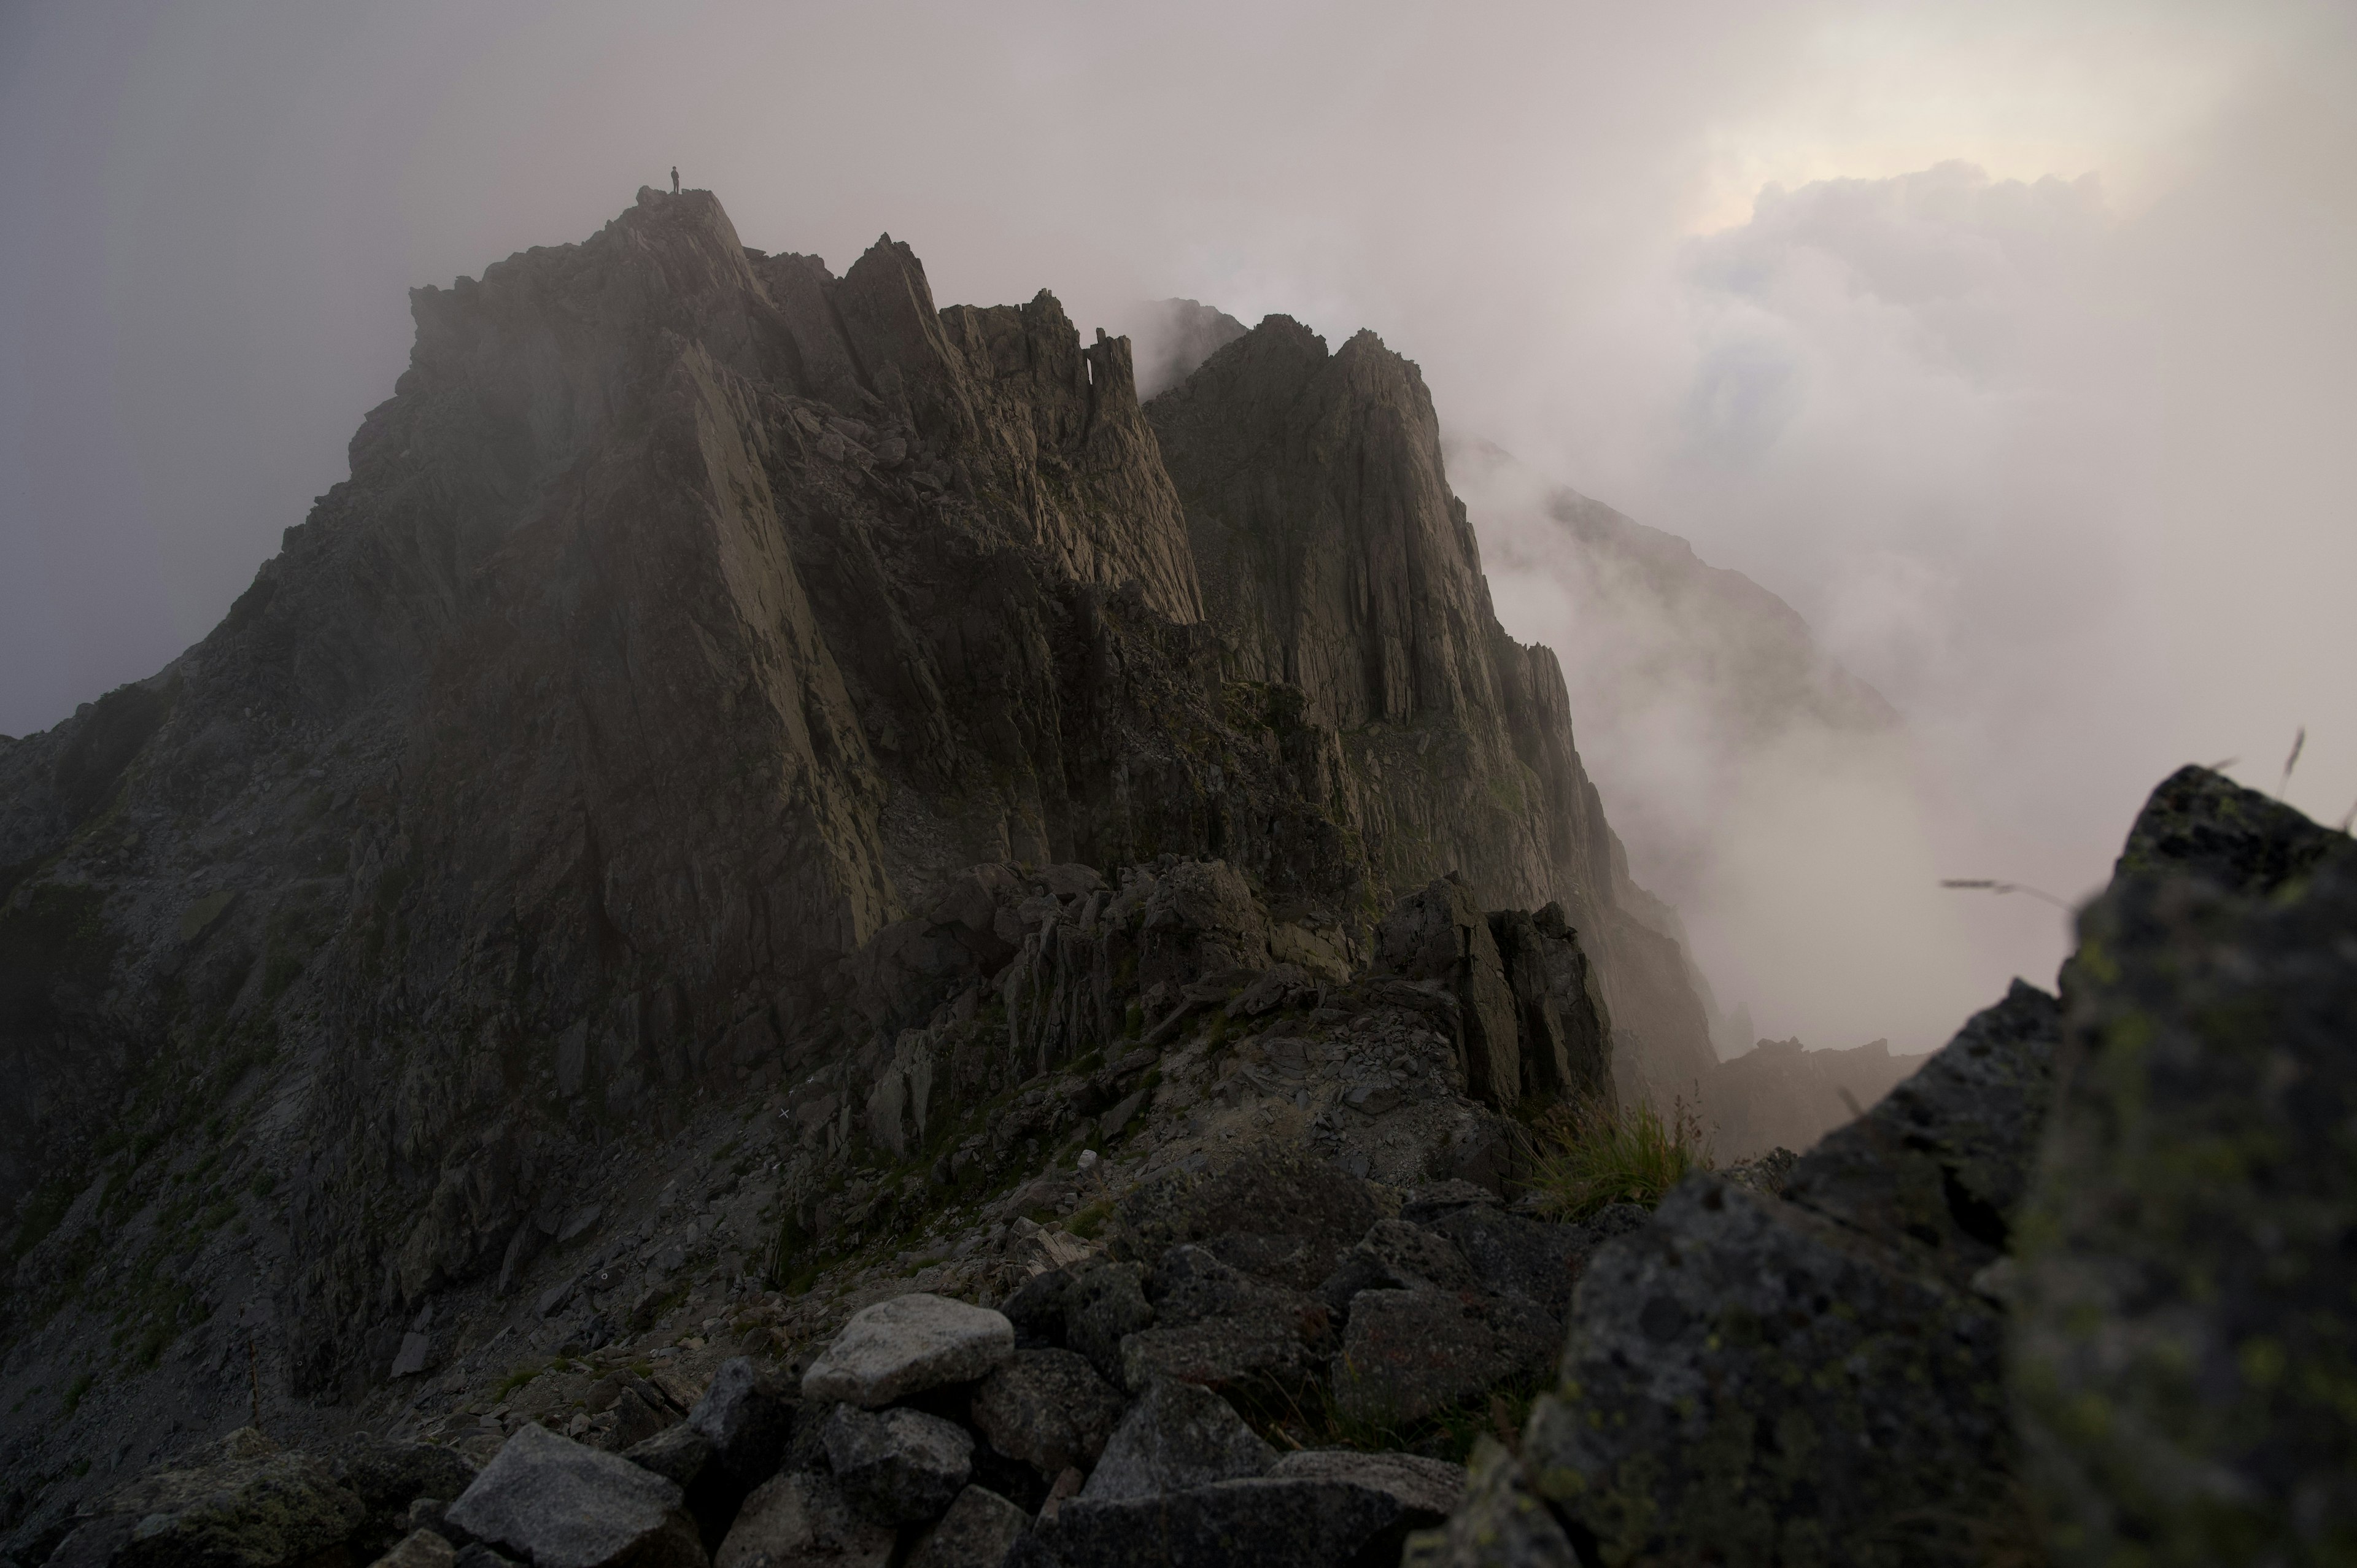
[1411,765,2356,1566]
[1148,319,1719,1103]
[2013,771,2357,1564]
[1466,981,2061,1567]
[0,189,1714,1453]
[43,1429,366,1568]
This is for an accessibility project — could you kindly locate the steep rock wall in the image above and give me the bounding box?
[0,190,1713,1402]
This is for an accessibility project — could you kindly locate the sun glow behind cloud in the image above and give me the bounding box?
[1684,4,2284,234]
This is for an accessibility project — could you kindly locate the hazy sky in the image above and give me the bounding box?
[5,0,2351,1050]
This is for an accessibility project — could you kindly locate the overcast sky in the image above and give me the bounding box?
[5,0,2351,1052]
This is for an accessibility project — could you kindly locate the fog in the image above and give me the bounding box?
[4,0,2351,1053]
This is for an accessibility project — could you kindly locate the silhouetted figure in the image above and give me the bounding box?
[670,166,679,195]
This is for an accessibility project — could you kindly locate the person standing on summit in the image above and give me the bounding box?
[670,166,679,195]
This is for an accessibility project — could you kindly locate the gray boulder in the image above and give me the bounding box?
[1330,1286,1555,1427]
[802,1294,1015,1407]
[970,1350,1126,1478]
[821,1405,975,1526]
[904,1486,1028,1568]
[1079,1378,1274,1502]
[2012,771,2357,1564]
[444,1424,704,1568]
[46,1428,366,1568]
[713,1472,892,1568]
[686,1358,792,1485]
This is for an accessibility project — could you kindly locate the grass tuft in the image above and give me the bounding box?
[1522,1094,1709,1222]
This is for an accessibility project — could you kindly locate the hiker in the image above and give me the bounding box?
[670,166,679,195]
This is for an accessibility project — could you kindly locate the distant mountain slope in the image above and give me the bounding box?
[1449,438,1897,746]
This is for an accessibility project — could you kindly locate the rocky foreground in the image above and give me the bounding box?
[9,765,2349,1567]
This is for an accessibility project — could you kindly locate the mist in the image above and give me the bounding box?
[4,0,2351,1056]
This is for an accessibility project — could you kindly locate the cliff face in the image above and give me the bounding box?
[0,190,1713,1415]
[1148,319,1718,1102]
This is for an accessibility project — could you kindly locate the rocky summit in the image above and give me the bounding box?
[2,189,2349,1568]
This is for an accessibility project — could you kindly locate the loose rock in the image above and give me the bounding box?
[713,1472,892,1568]
[1079,1378,1274,1502]
[970,1350,1126,1478]
[444,1424,703,1568]
[686,1358,792,1486]
[821,1405,975,1526]
[904,1486,1028,1568]
[1330,1286,1555,1427]
[802,1294,1015,1408]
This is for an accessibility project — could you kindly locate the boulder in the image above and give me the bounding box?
[331,1434,481,1518]
[1418,1204,1587,1319]
[620,1424,711,1488]
[713,1472,892,1568]
[330,1435,479,1557]
[821,1406,975,1526]
[1314,1218,1476,1317]
[1117,1244,1336,1394]
[1375,875,1521,1110]
[1330,1286,1555,1427]
[904,1486,1028,1568]
[1488,903,1613,1106]
[1058,1262,1153,1387]
[1033,1458,1460,1568]
[1117,1148,1379,1289]
[686,1358,792,1485]
[1264,1450,1465,1519]
[970,1350,1126,1478]
[45,1428,366,1568]
[802,1294,1014,1407]
[1079,1378,1274,1502]
[444,1424,704,1568]
[2012,777,2357,1564]
[367,1531,457,1568]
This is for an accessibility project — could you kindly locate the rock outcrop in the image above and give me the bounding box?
[0,188,1718,1529]
[2012,768,2356,1564]
[1411,765,2356,1567]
